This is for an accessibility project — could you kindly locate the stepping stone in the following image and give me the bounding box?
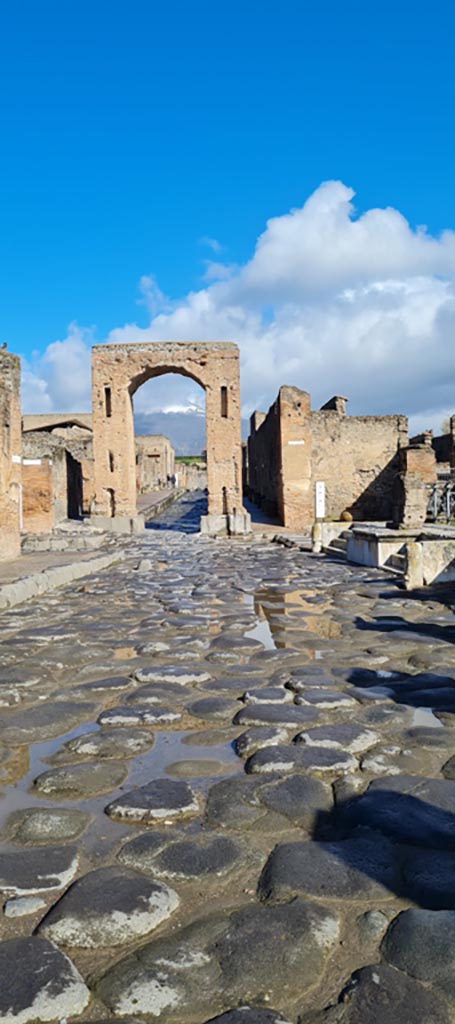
[105,778,199,823]
[233,704,320,728]
[55,727,155,760]
[134,667,212,685]
[0,937,90,1023]
[146,835,243,880]
[241,687,293,704]
[117,831,177,872]
[0,701,96,745]
[186,698,239,721]
[258,835,402,903]
[5,808,90,845]
[98,705,181,727]
[33,761,128,798]
[259,775,333,829]
[234,727,291,758]
[0,846,78,896]
[294,723,379,753]
[302,964,451,1024]
[339,775,455,849]
[382,909,455,999]
[96,898,339,1019]
[37,866,179,948]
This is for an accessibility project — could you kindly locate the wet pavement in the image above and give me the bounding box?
[2,492,455,1022]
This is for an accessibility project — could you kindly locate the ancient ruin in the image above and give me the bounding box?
[91,341,250,535]
[0,350,22,560]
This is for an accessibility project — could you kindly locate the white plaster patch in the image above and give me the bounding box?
[115,979,181,1016]
[1,963,89,1024]
[311,914,341,949]
[42,888,179,948]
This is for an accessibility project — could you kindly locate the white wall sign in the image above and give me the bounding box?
[315,481,326,519]
[288,440,305,446]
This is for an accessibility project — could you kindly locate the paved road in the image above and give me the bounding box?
[1,493,455,1023]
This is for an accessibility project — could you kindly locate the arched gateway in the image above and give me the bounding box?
[91,341,251,535]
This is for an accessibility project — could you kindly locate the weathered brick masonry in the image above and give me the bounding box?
[0,352,22,559]
[247,385,409,530]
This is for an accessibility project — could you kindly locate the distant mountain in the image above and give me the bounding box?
[134,410,249,455]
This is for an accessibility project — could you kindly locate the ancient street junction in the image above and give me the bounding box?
[1,341,455,1023]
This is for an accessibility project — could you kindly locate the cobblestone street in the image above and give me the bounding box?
[2,493,455,1023]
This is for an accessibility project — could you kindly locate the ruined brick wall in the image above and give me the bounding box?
[21,459,54,532]
[135,435,175,493]
[246,387,312,529]
[23,431,92,515]
[247,407,280,518]
[310,411,408,521]
[0,352,21,560]
[247,385,408,528]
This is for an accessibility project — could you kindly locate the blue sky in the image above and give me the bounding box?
[1,0,454,430]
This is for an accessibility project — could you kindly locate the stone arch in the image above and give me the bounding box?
[91,342,250,534]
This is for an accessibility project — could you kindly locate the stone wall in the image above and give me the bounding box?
[247,385,408,530]
[23,431,92,516]
[0,351,22,560]
[21,450,69,533]
[135,435,175,493]
[176,461,207,491]
[311,408,408,521]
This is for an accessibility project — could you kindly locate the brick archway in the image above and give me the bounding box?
[91,342,250,534]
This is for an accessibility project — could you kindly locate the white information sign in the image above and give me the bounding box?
[315,481,326,519]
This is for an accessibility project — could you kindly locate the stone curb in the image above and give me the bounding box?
[0,550,124,611]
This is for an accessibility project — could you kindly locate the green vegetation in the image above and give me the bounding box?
[175,455,206,465]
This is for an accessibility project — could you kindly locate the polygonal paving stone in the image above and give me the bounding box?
[258,835,402,903]
[298,964,451,1024]
[56,727,155,760]
[339,774,455,849]
[242,687,293,705]
[205,776,266,830]
[98,705,181,726]
[186,698,239,721]
[146,835,244,880]
[294,689,358,709]
[0,701,97,745]
[382,908,455,998]
[117,830,178,872]
[294,723,379,753]
[203,1012,291,1024]
[37,865,179,948]
[105,778,199,823]
[259,775,333,830]
[33,760,128,798]
[0,937,90,1023]
[134,666,212,685]
[234,727,291,758]
[5,808,90,845]
[245,744,357,775]
[97,898,340,1019]
[233,704,320,728]
[0,845,78,896]
[401,847,455,909]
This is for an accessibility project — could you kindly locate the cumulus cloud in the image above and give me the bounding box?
[21,323,94,414]
[21,181,455,434]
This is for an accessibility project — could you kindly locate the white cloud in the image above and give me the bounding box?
[21,181,455,436]
[199,236,224,255]
[21,323,94,413]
